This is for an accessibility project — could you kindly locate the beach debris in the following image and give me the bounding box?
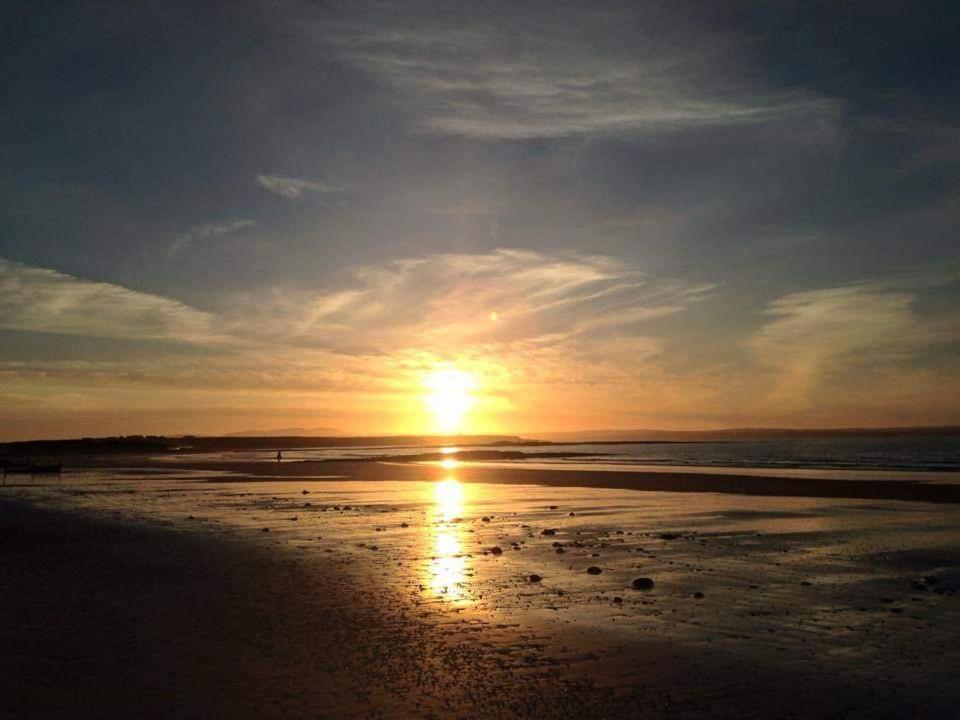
[548,505,559,510]
[401,522,410,528]
[586,566,603,575]
[302,489,309,494]
[568,512,576,517]
[261,528,270,533]
[541,528,557,536]
[693,591,704,599]
[659,533,680,540]
[490,546,504,555]
[482,516,491,522]
[613,596,623,604]
[555,547,566,554]
[529,574,542,582]
[800,581,812,586]
[632,577,654,590]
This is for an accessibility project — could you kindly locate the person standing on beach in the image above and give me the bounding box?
[276,450,282,463]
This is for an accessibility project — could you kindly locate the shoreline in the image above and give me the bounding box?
[138,458,960,504]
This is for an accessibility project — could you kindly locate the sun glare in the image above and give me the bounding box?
[427,477,469,601]
[423,367,477,434]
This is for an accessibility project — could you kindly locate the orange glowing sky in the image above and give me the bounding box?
[2,3,959,440]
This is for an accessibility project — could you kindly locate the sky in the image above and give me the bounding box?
[1,1,959,440]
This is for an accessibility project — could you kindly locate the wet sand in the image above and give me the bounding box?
[151,457,960,503]
[3,463,960,718]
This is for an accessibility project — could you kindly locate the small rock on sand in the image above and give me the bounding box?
[490,546,504,555]
[632,577,654,590]
[529,574,542,582]
[541,528,557,536]
[693,591,704,599]
[659,533,679,540]
[482,516,491,522]
[587,566,603,575]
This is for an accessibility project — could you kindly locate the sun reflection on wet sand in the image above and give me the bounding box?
[425,477,471,602]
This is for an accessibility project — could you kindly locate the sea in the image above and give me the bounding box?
[165,434,960,479]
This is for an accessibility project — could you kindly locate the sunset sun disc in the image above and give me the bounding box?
[423,367,477,433]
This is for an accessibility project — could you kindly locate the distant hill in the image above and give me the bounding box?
[227,427,346,437]
[531,426,960,442]
[0,434,528,456]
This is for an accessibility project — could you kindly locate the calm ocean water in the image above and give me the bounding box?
[181,435,960,474]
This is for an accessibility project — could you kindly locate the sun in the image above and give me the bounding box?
[423,367,477,434]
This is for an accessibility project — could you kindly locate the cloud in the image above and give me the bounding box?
[232,248,712,355]
[0,257,218,342]
[169,219,254,257]
[256,174,346,199]
[305,3,841,139]
[748,271,960,411]
[0,249,710,394]
[216,248,715,422]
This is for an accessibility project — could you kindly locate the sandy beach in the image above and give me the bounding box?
[3,459,960,718]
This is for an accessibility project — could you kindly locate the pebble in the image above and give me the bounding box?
[541,528,557,536]
[587,566,603,575]
[529,574,542,583]
[632,577,654,590]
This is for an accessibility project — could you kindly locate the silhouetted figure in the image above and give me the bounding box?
[276,450,282,463]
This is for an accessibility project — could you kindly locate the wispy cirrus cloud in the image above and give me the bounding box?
[256,174,346,199]
[304,3,841,139]
[169,219,254,257]
[0,249,709,373]
[748,268,960,412]
[232,248,713,357]
[0,258,218,342]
